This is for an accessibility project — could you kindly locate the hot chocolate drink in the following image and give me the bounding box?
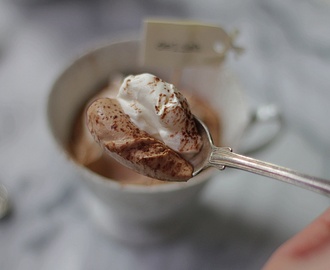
[69,74,221,185]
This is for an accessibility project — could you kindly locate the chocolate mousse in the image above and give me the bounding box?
[87,98,193,181]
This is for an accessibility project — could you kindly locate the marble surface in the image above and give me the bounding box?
[0,0,329,269]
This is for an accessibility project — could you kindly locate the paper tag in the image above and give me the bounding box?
[141,19,243,68]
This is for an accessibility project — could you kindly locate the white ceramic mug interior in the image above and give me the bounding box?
[47,39,249,244]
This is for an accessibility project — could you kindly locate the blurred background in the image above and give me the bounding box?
[0,0,329,269]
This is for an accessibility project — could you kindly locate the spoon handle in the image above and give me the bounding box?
[209,147,330,197]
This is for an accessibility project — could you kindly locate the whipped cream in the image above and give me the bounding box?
[117,73,202,157]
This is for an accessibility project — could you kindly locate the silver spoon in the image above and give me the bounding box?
[191,118,330,197]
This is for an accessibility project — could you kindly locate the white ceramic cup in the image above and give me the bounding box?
[47,39,252,244]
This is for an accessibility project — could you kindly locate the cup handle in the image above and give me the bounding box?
[238,104,284,155]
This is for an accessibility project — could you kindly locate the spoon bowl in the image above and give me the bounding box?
[191,117,330,197]
[190,117,223,176]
